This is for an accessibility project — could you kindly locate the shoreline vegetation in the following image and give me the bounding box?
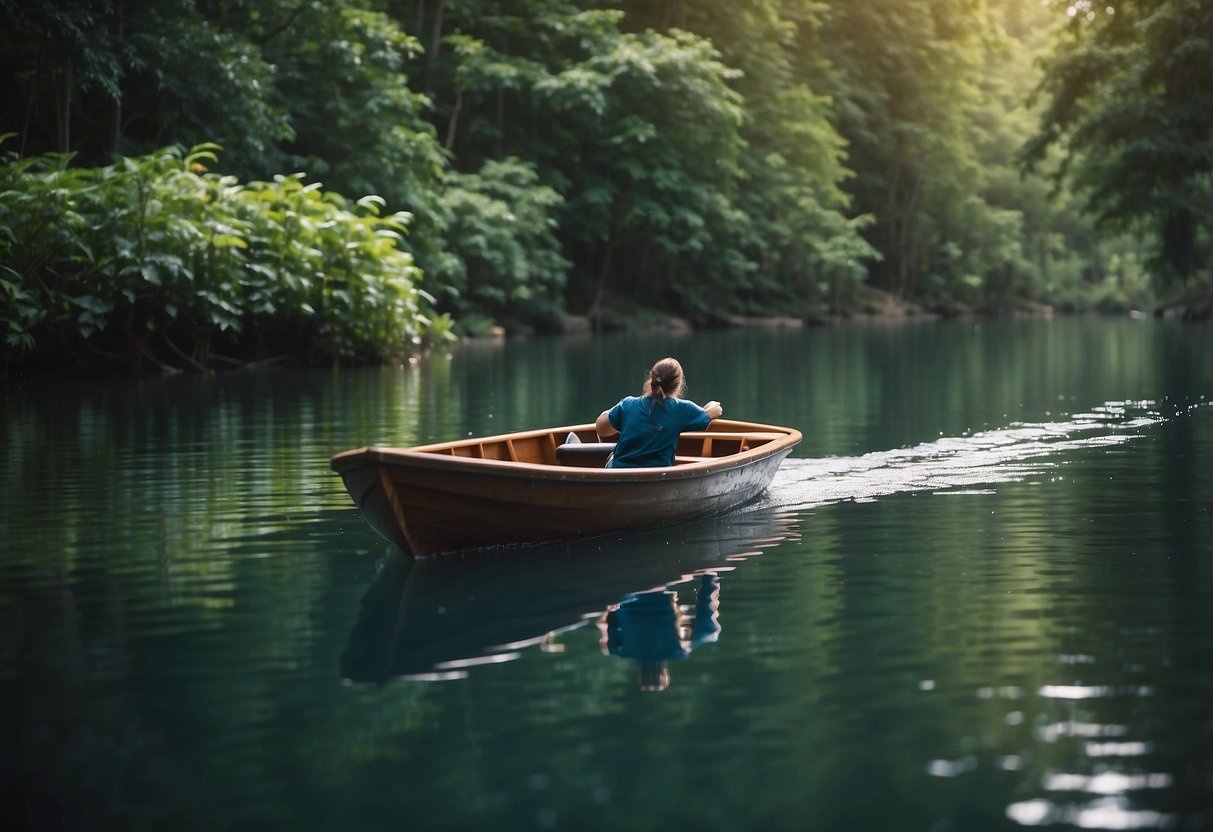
[0,140,1208,381]
[2,1,1211,378]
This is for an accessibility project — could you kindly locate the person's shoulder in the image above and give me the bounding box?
[674,397,712,426]
[611,396,643,416]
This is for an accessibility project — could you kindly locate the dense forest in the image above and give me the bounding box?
[2,0,1211,372]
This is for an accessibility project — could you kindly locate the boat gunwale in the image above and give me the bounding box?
[331,420,802,482]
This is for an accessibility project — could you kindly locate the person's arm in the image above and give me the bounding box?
[703,400,723,420]
[596,409,618,437]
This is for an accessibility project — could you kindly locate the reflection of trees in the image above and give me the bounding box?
[0,368,439,826]
[2,322,1211,829]
[1,368,429,593]
[471,319,1170,459]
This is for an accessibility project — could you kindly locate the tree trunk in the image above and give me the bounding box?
[426,0,446,93]
[430,0,445,57]
[445,89,462,150]
[587,237,618,326]
[495,89,504,157]
[1162,208,1195,289]
[882,139,909,294]
[57,63,74,153]
[893,171,923,298]
[109,0,126,159]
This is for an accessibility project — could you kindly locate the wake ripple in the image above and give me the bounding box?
[763,400,1199,512]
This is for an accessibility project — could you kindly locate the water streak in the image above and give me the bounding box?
[764,400,1201,511]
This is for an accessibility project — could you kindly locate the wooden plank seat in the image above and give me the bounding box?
[555,432,783,468]
[679,432,786,442]
[677,431,785,457]
[555,441,617,468]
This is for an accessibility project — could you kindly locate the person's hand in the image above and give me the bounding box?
[704,400,723,419]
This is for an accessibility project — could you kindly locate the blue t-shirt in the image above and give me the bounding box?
[606,395,712,468]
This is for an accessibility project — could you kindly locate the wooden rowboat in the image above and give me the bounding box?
[330,418,801,557]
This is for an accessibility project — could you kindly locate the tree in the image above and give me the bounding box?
[429,157,569,332]
[0,0,446,206]
[546,25,749,321]
[0,144,433,370]
[617,0,878,316]
[811,0,995,302]
[1022,0,1213,289]
[412,2,751,323]
[0,0,294,169]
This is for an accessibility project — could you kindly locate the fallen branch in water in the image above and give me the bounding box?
[162,332,209,373]
[242,354,288,370]
[207,352,245,367]
[134,337,181,375]
[206,353,288,370]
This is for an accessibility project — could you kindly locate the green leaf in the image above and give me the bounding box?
[69,295,112,314]
[211,234,249,249]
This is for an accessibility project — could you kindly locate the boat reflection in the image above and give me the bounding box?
[340,508,801,687]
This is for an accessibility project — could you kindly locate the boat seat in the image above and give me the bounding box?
[679,432,786,442]
[555,442,617,468]
[674,455,715,465]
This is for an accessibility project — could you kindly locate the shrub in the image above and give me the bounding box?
[0,142,434,370]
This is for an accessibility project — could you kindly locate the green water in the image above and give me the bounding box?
[3,319,1212,831]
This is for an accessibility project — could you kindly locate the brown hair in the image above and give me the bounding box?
[642,357,686,404]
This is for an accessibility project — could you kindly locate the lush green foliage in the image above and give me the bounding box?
[430,158,569,333]
[0,142,437,368]
[412,3,760,321]
[616,0,876,317]
[1,0,1202,371]
[1023,0,1213,289]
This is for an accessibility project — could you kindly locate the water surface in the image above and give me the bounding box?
[3,319,1212,831]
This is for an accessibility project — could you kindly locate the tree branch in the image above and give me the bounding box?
[254,2,311,45]
[162,330,210,372]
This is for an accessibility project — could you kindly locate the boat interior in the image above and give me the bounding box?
[420,426,790,468]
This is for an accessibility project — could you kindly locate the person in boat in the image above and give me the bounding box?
[595,357,723,468]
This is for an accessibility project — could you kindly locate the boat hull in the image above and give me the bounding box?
[332,419,800,556]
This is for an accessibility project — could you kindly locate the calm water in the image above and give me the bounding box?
[3,319,1213,831]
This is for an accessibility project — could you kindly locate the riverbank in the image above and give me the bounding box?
[1159,292,1213,321]
[7,289,1207,384]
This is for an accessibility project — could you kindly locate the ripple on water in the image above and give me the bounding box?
[765,401,1176,512]
[3,360,1213,832]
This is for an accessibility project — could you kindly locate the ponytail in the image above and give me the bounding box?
[642,357,685,406]
[648,370,667,404]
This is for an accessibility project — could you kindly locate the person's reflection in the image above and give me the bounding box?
[598,574,721,691]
